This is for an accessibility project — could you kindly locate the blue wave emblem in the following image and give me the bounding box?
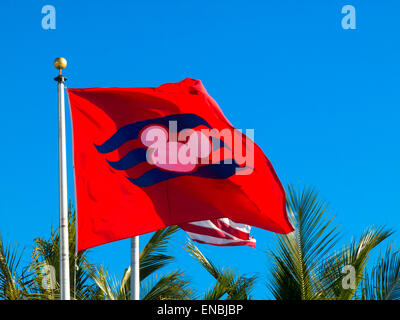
[95,113,212,154]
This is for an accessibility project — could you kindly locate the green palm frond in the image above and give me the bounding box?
[139,226,180,281]
[113,226,181,297]
[87,265,123,300]
[0,234,25,299]
[361,243,400,300]
[89,226,187,300]
[141,270,193,300]
[313,226,393,300]
[30,206,96,300]
[89,265,193,300]
[201,268,255,300]
[267,185,340,300]
[117,267,131,299]
[185,240,256,300]
[324,227,393,300]
[0,234,38,300]
[202,279,229,300]
[184,240,221,280]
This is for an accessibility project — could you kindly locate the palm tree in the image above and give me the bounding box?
[0,207,107,300]
[2,185,400,300]
[90,226,193,300]
[29,210,97,300]
[360,244,400,299]
[184,240,257,300]
[267,185,400,300]
[0,234,35,299]
[91,229,257,300]
[0,205,193,300]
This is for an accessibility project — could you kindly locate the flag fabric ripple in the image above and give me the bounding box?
[180,218,256,248]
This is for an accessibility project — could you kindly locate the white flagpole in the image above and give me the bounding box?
[54,57,70,300]
[131,236,140,300]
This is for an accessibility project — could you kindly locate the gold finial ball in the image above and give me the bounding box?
[54,57,67,70]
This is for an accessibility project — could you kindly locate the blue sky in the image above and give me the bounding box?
[0,1,399,299]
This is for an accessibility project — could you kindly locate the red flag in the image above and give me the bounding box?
[68,78,293,251]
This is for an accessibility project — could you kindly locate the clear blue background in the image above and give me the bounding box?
[0,0,399,299]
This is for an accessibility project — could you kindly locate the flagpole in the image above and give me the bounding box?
[54,57,70,300]
[131,236,140,300]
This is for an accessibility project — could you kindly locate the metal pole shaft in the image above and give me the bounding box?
[131,236,140,300]
[57,75,70,300]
